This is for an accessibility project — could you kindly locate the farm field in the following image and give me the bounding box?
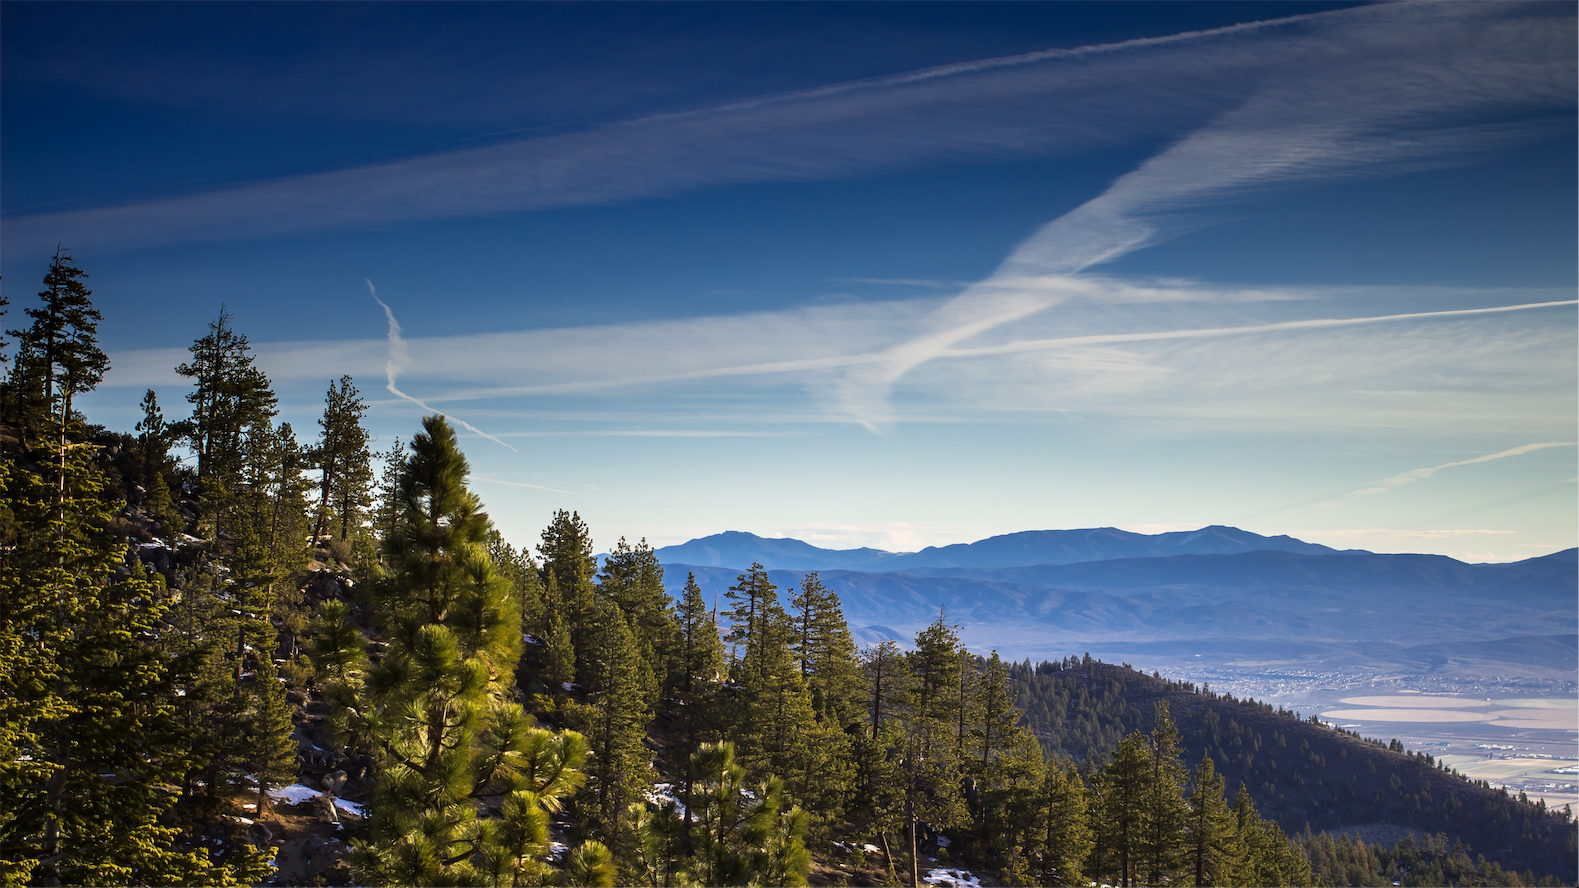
[1320,694,1578,811]
[1438,754,1579,812]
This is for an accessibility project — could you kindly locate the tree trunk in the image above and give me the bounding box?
[907,797,920,888]
[312,448,336,548]
[41,727,69,887]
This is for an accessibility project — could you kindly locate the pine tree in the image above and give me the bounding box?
[1099,732,1152,887]
[538,510,598,681]
[4,249,107,453]
[0,425,267,885]
[317,415,595,886]
[668,572,724,852]
[687,741,810,887]
[582,599,655,844]
[1034,765,1093,887]
[896,615,969,887]
[372,437,407,552]
[1142,701,1191,886]
[1187,754,1238,887]
[488,528,543,641]
[309,375,372,546]
[722,564,816,785]
[1231,783,1310,887]
[247,656,300,819]
[864,640,907,740]
[789,572,864,728]
[173,309,278,535]
[972,650,1019,774]
[599,537,675,680]
[133,389,181,532]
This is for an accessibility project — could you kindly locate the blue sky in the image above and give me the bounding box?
[4,1,1574,561]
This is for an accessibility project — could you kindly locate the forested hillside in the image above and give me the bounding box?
[1011,659,1578,884]
[1,253,1574,887]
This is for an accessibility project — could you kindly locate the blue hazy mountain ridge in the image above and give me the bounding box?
[660,548,1578,658]
[652,525,1338,572]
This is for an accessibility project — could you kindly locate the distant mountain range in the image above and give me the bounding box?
[654,527,1577,674]
[653,524,1338,572]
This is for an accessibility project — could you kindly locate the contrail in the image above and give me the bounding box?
[941,299,1579,358]
[366,279,516,451]
[1346,442,1577,498]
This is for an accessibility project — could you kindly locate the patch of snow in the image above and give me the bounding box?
[923,868,981,888]
[935,835,951,847]
[333,797,366,818]
[266,783,323,806]
[862,843,881,855]
[560,682,577,691]
[646,782,687,819]
[546,841,569,862]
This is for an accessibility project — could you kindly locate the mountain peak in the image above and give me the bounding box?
[655,525,1338,572]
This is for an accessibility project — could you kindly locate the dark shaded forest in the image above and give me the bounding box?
[2,253,1574,887]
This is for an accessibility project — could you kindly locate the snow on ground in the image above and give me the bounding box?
[923,867,981,888]
[265,783,365,817]
[547,841,569,862]
[647,783,688,819]
[267,784,322,805]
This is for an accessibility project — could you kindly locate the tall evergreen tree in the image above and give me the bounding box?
[0,423,267,885]
[864,640,907,740]
[4,249,107,453]
[581,599,655,845]
[314,415,597,886]
[598,538,673,672]
[372,437,407,551]
[133,389,181,532]
[172,309,278,535]
[789,572,864,728]
[1142,701,1190,887]
[971,650,1019,774]
[538,510,598,681]
[309,375,372,546]
[668,573,724,851]
[488,528,543,641]
[1098,732,1152,888]
[722,564,814,782]
[895,615,969,887]
[1231,783,1311,887]
[686,741,810,888]
[1034,765,1093,887]
[1187,754,1238,887]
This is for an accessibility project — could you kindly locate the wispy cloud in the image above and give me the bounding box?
[1345,443,1578,498]
[95,283,1574,437]
[366,279,515,450]
[825,2,1574,426]
[466,475,570,494]
[7,4,1568,256]
[940,299,1579,360]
